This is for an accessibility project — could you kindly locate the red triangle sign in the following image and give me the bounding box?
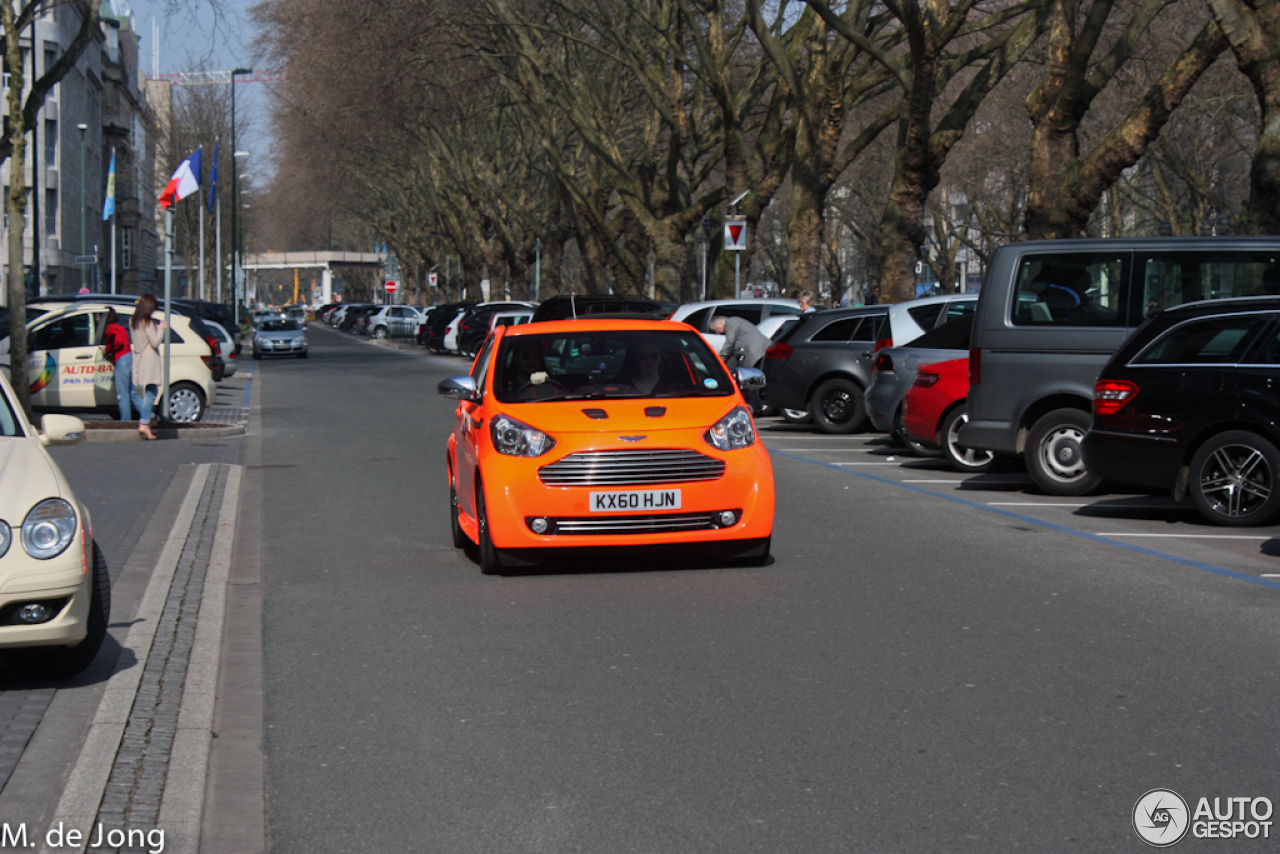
[727,224,744,249]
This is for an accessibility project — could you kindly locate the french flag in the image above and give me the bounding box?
[159,148,202,210]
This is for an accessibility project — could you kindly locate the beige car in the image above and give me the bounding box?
[0,299,217,422]
[0,368,109,677]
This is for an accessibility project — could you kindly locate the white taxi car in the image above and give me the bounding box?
[0,369,109,677]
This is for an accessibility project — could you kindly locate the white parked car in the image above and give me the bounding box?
[205,320,237,378]
[0,368,109,677]
[669,298,804,353]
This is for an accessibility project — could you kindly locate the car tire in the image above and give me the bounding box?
[1189,430,1280,526]
[1026,408,1102,496]
[298,351,308,359]
[782,408,811,424]
[940,404,995,473]
[167,382,206,423]
[809,378,866,434]
[373,326,386,339]
[475,479,504,575]
[449,478,469,548]
[2,542,110,678]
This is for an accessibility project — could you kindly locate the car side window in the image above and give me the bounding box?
[945,300,976,320]
[29,313,94,350]
[1133,314,1271,365]
[472,337,496,393]
[852,313,885,342]
[811,318,861,342]
[1012,254,1126,327]
[1139,253,1280,318]
[681,307,713,331]
[718,305,764,325]
[767,305,803,317]
[907,303,944,330]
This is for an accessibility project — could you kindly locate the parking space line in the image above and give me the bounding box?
[901,479,1031,485]
[831,461,909,466]
[1094,532,1278,540]
[773,449,1280,592]
[989,502,1087,507]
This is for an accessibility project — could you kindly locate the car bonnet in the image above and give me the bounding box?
[0,436,67,523]
[502,396,744,435]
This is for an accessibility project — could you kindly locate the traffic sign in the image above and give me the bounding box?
[384,281,398,293]
[429,271,438,287]
[74,255,97,264]
[724,218,747,251]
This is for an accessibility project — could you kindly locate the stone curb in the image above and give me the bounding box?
[84,423,246,442]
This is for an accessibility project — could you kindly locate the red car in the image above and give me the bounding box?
[901,358,995,473]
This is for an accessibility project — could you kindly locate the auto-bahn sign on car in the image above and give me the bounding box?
[724,217,747,251]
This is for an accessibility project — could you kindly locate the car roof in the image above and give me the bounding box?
[673,298,801,312]
[506,318,696,336]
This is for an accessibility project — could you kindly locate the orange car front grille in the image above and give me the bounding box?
[538,449,726,486]
[538,512,723,535]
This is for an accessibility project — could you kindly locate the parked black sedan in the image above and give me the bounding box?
[1082,295,1280,526]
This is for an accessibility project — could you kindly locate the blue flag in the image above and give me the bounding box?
[207,140,219,212]
[102,150,115,220]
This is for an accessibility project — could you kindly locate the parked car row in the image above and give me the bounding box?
[0,294,226,422]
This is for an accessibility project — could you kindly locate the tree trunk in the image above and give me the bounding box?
[3,0,31,419]
[876,64,938,305]
[1206,0,1280,235]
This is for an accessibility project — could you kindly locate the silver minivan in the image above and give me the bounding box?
[961,237,1280,495]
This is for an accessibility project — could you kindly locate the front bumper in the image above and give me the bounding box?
[0,547,91,649]
[483,444,775,550]
[256,340,307,356]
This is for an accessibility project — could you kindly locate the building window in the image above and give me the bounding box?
[122,229,131,269]
[44,119,55,165]
[45,189,56,236]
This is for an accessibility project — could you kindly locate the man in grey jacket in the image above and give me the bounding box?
[710,315,772,369]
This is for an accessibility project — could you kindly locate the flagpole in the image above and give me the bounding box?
[111,217,116,295]
[163,207,173,421]
[215,177,222,303]
[198,187,205,300]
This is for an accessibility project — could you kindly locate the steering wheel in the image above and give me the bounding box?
[516,379,569,399]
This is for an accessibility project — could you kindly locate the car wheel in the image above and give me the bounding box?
[373,326,386,339]
[167,382,206,423]
[475,479,503,575]
[2,542,110,678]
[809,378,866,434]
[298,351,308,359]
[1189,431,1280,526]
[782,408,811,424]
[940,404,994,473]
[1026,408,1102,495]
[894,408,941,458]
[449,478,469,548]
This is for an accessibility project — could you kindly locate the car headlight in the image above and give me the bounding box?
[22,499,77,559]
[0,521,10,558]
[490,414,555,457]
[705,406,756,451]
[293,337,307,346]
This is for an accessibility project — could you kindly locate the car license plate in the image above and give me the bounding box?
[589,489,682,512]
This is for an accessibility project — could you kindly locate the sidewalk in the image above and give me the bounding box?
[0,367,259,854]
[79,363,252,442]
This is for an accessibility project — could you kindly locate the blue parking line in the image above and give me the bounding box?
[241,379,252,408]
[774,450,1280,592]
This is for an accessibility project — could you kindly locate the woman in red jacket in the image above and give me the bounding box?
[103,307,145,427]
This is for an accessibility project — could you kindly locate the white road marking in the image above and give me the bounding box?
[988,502,1176,509]
[1095,533,1276,540]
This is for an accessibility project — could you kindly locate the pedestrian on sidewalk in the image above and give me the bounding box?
[130,294,167,440]
[103,307,146,423]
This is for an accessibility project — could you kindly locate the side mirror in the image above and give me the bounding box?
[39,414,87,446]
[438,375,480,401]
[734,366,766,390]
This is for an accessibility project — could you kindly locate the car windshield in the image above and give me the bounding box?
[261,319,301,332]
[493,329,733,403]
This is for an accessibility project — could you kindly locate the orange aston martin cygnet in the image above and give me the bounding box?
[438,319,774,574]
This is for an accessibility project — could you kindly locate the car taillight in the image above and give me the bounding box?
[874,337,892,353]
[914,372,940,388]
[765,342,792,359]
[200,355,213,367]
[969,347,981,385]
[874,353,894,373]
[1094,379,1139,415]
[205,335,219,355]
[461,323,470,332]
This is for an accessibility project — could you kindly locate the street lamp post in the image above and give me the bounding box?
[229,67,251,325]
[77,123,87,288]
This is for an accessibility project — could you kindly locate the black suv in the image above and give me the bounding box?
[529,294,666,322]
[1082,296,1280,526]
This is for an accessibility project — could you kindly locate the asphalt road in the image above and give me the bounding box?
[254,326,1279,853]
